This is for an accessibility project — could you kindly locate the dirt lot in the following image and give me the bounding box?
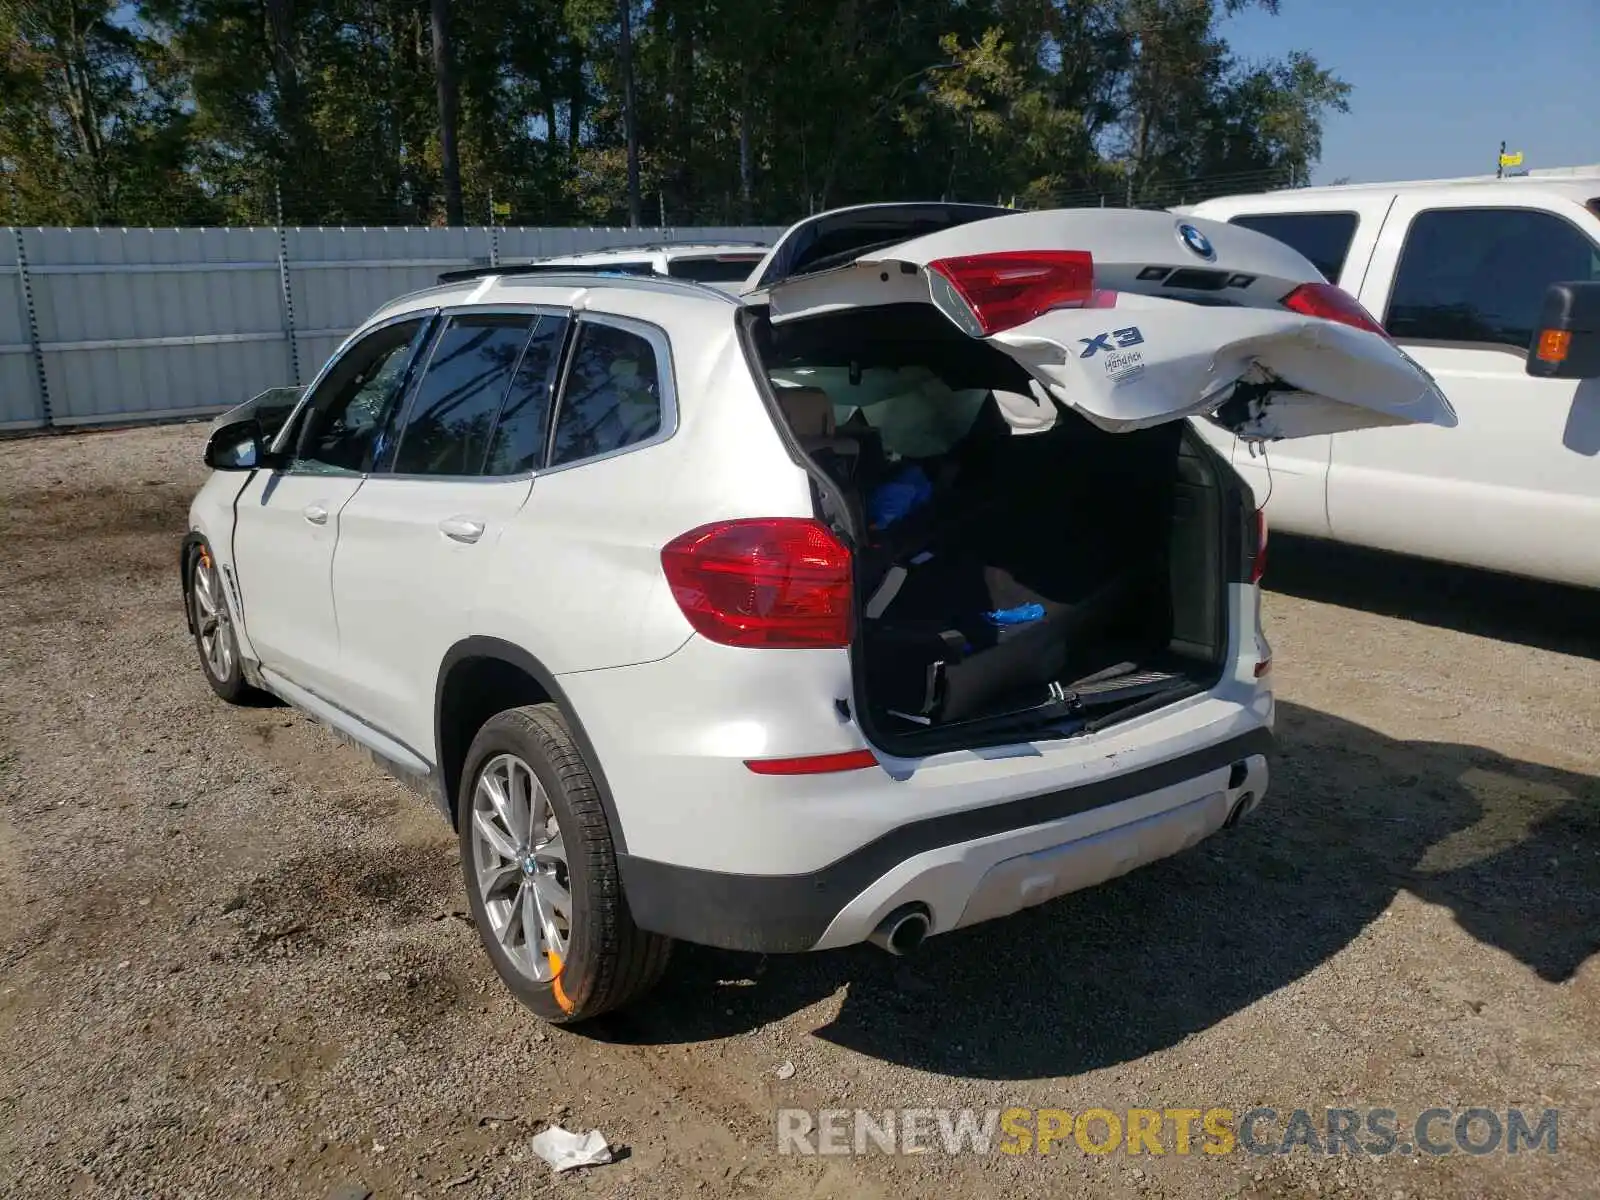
[2,423,1597,1200]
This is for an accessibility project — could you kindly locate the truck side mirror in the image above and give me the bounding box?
[1526,280,1600,380]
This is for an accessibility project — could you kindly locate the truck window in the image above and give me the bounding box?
[1228,212,1359,283]
[1386,207,1600,350]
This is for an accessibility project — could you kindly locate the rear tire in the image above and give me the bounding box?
[457,703,671,1023]
[186,540,263,705]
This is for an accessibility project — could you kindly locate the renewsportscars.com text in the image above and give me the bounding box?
[776,1107,1559,1158]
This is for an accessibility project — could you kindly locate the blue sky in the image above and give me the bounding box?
[1224,0,1599,184]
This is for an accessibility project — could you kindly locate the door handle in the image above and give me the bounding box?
[439,515,486,544]
[303,503,329,525]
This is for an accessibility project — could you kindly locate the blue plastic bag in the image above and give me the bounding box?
[983,602,1046,626]
[868,464,934,530]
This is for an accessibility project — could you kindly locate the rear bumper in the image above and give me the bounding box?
[617,726,1271,952]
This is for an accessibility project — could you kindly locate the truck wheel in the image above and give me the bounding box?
[186,540,263,705]
[458,704,671,1023]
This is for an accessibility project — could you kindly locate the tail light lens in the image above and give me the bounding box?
[1281,282,1388,336]
[661,518,853,648]
[1249,508,1268,585]
[926,250,1096,336]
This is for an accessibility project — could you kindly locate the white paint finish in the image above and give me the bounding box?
[556,584,1270,877]
[991,295,1454,438]
[812,755,1267,949]
[474,307,814,679]
[1226,432,1335,537]
[1326,190,1600,587]
[757,206,1454,440]
[1187,177,1600,588]
[194,247,1287,952]
[230,470,366,696]
[329,475,536,754]
[556,579,1267,876]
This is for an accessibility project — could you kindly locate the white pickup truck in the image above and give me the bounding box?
[1181,166,1600,589]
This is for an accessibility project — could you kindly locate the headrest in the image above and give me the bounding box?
[776,386,835,439]
[992,386,1059,435]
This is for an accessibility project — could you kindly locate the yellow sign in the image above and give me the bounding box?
[492,201,511,216]
[1499,151,1523,168]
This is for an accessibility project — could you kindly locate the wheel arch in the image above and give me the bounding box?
[434,637,628,851]
[179,530,209,634]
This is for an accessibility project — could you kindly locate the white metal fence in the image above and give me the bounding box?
[0,224,783,431]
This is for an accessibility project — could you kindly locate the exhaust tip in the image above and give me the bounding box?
[1224,791,1256,828]
[868,904,931,956]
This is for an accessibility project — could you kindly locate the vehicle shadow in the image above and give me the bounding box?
[595,700,1600,1080]
[1264,533,1600,660]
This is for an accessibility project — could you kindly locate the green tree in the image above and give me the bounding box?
[1,0,1355,227]
[1,1,216,224]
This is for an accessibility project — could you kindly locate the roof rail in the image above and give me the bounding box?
[556,238,771,254]
[436,262,657,285]
[417,268,740,304]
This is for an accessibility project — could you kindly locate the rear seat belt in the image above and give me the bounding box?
[864,565,907,619]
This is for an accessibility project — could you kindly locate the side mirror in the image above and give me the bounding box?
[204,418,267,471]
[1526,280,1600,380]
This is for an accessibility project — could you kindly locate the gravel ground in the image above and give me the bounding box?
[1,423,1596,1200]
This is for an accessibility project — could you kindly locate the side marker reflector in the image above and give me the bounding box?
[744,749,879,775]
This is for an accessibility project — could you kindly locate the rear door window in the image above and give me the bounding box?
[1385,207,1600,349]
[391,314,535,476]
[1228,211,1360,283]
[549,320,668,467]
[483,316,569,475]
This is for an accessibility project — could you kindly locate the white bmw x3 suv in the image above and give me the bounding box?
[183,202,1453,1023]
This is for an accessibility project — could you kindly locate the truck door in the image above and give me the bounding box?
[1328,194,1600,587]
[1216,196,1396,531]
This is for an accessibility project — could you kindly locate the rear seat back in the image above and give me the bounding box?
[776,386,835,446]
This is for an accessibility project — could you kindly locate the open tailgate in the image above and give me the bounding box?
[747,207,1455,440]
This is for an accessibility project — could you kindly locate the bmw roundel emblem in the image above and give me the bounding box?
[1177,222,1215,260]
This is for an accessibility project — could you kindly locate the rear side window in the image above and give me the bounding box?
[392,314,534,476]
[667,256,763,283]
[1229,211,1359,283]
[1386,207,1600,349]
[549,322,665,467]
[483,316,569,475]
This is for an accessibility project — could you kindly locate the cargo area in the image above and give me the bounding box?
[750,302,1233,754]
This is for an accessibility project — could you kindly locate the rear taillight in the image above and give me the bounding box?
[1249,508,1268,585]
[1281,282,1388,336]
[926,250,1096,336]
[661,518,853,649]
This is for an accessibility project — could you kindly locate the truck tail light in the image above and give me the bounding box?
[1281,282,1388,336]
[926,250,1096,336]
[661,518,853,649]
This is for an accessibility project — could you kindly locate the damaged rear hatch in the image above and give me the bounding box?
[742,205,1456,441]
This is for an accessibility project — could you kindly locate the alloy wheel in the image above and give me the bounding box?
[470,753,571,983]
